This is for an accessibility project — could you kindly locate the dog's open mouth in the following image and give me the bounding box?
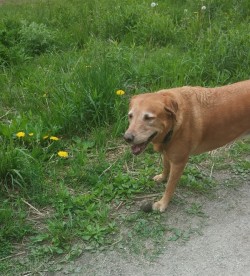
[131,132,157,155]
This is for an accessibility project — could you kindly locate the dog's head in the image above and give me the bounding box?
[124,92,178,155]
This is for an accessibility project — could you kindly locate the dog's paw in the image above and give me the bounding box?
[152,200,168,212]
[153,174,166,183]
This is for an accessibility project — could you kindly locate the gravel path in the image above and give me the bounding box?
[56,180,250,276]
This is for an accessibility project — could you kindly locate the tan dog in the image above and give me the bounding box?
[124,80,250,212]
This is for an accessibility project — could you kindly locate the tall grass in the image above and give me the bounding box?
[0,0,249,268]
[1,0,250,134]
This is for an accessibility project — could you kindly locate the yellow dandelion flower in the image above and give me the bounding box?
[50,136,59,141]
[43,135,49,140]
[29,133,34,136]
[16,132,25,138]
[58,151,69,158]
[116,90,125,96]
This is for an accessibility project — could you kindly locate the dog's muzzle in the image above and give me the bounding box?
[124,132,135,143]
[124,131,157,155]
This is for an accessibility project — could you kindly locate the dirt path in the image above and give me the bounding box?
[54,177,250,276]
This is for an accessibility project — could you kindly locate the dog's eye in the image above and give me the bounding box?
[128,113,133,119]
[144,114,154,121]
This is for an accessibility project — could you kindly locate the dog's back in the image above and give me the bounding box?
[180,80,250,153]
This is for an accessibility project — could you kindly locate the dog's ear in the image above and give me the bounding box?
[164,99,178,121]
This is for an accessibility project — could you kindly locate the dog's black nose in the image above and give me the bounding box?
[124,132,134,143]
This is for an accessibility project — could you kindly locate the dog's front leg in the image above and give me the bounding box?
[152,161,187,212]
[153,154,170,182]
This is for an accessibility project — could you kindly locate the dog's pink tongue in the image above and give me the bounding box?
[131,145,142,155]
[131,145,141,155]
[132,144,146,155]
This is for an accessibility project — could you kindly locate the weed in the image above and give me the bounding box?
[180,165,215,192]
[0,198,34,258]
[0,142,43,194]
[185,203,206,217]
[19,21,56,56]
[229,139,250,157]
[231,161,250,181]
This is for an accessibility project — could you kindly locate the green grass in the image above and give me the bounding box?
[0,0,250,274]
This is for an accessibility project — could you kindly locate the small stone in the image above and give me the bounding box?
[140,201,153,213]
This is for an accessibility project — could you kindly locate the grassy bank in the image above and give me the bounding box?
[0,0,249,273]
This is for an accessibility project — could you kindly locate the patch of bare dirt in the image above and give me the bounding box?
[51,176,250,276]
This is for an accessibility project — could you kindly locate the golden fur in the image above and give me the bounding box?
[124,80,250,212]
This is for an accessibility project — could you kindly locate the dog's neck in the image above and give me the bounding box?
[162,129,173,145]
